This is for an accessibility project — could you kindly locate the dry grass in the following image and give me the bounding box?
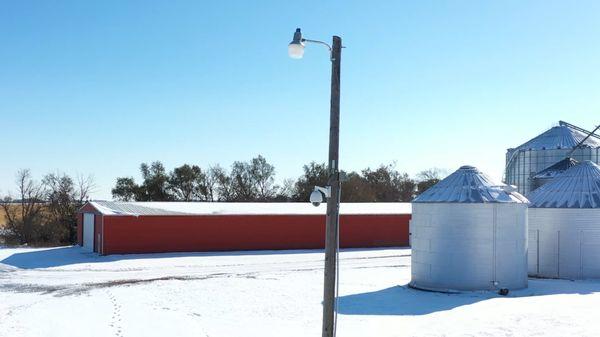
[0,205,12,229]
[0,204,59,246]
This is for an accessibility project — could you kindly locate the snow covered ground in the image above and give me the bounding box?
[2,246,600,337]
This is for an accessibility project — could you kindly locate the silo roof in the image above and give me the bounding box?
[533,157,579,180]
[413,165,528,203]
[512,125,600,152]
[528,161,600,208]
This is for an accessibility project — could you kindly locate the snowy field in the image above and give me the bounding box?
[2,246,600,337]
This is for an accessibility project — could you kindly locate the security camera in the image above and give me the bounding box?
[310,190,324,207]
[309,186,331,207]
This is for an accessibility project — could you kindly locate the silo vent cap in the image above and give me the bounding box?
[459,165,477,170]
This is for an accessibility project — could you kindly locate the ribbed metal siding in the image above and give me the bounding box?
[506,148,600,195]
[529,208,600,279]
[410,203,528,291]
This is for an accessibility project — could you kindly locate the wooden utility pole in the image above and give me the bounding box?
[322,35,342,337]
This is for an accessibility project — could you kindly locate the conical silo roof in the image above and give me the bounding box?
[528,161,600,208]
[533,157,579,180]
[414,165,528,203]
[513,125,600,152]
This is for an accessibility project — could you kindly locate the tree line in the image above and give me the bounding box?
[111,155,446,203]
[0,170,94,245]
[0,156,445,245]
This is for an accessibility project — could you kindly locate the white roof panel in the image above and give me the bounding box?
[528,161,600,208]
[87,201,412,216]
[413,165,528,203]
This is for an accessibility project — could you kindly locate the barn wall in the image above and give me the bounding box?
[101,214,410,255]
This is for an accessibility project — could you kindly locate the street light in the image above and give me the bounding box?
[288,28,305,59]
[289,28,342,337]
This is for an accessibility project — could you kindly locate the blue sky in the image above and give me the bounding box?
[1,1,599,199]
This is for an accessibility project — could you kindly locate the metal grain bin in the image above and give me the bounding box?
[505,121,600,195]
[528,161,600,279]
[410,165,529,292]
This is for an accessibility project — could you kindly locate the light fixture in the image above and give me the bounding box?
[288,28,305,59]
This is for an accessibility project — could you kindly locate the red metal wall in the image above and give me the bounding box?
[97,214,410,255]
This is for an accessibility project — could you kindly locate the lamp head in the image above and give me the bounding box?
[288,28,305,59]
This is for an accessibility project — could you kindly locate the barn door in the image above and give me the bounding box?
[83,213,95,252]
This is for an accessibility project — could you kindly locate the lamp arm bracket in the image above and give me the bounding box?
[302,38,335,60]
[302,38,332,51]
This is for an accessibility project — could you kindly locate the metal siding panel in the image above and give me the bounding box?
[529,209,600,279]
[410,203,527,291]
[528,230,539,276]
[100,214,411,255]
[558,230,581,279]
[581,231,600,278]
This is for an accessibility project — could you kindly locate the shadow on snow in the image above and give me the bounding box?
[0,245,406,269]
[337,280,600,316]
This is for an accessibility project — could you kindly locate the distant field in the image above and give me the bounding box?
[0,211,6,244]
[0,206,10,229]
[0,204,52,228]
[0,204,52,244]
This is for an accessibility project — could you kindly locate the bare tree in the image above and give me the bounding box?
[230,161,256,201]
[249,155,278,201]
[43,172,95,243]
[76,174,95,205]
[0,196,18,240]
[0,169,45,244]
[416,168,448,195]
[205,166,221,202]
[417,168,447,181]
[272,178,295,201]
[211,165,233,201]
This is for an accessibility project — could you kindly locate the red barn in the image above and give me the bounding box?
[77,201,411,255]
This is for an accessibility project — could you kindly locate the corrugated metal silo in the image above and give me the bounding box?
[528,160,600,279]
[505,121,600,195]
[410,165,529,292]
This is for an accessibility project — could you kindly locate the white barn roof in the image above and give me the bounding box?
[413,165,528,203]
[513,124,600,152]
[528,161,600,208]
[87,201,412,216]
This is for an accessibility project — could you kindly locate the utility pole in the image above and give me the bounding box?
[322,35,342,337]
[288,29,343,337]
